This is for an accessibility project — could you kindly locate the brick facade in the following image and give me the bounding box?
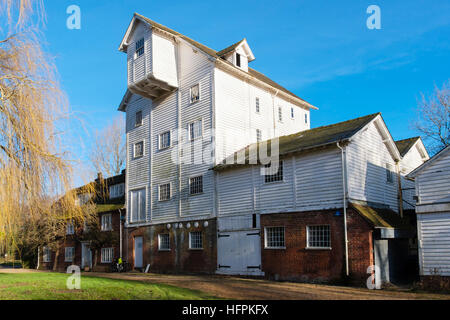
[260,208,374,283]
[126,218,217,274]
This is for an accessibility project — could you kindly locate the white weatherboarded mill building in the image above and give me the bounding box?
[116,13,429,283]
[408,145,450,284]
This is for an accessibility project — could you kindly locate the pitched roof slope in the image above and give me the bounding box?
[216,39,246,57]
[407,145,450,178]
[214,113,380,171]
[129,13,312,108]
[351,203,411,229]
[395,137,420,157]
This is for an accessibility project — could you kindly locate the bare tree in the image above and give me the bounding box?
[0,0,95,266]
[90,115,126,178]
[414,80,450,154]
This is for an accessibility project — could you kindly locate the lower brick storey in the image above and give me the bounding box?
[260,208,374,283]
[125,218,217,274]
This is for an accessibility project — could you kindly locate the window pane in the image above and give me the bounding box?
[190,232,203,249]
[139,189,146,221]
[264,161,283,183]
[189,176,203,195]
[266,227,285,248]
[307,225,331,248]
[190,84,200,103]
[135,111,142,126]
[159,234,170,250]
[159,184,171,201]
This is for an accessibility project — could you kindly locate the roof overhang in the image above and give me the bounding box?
[371,115,402,162]
[118,90,133,112]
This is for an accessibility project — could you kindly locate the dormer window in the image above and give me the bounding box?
[135,38,144,58]
[236,53,241,67]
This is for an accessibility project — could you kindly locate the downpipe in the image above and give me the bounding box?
[337,141,349,277]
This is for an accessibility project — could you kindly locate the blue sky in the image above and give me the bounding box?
[40,0,449,182]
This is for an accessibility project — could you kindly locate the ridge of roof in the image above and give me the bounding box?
[129,13,313,108]
[214,112,381,171]
[395,137,421,157]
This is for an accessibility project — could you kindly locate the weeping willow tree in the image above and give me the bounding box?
[0,0,96,268]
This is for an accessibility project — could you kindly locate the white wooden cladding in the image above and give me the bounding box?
[415,153,450,205]
[417,212,450,276]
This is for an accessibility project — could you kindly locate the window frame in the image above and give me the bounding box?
[135,110,143,127]
[158,234,171,251]
[189,231,203,250]
[66,222,75,235]
[306,225,331,250]
[43,246,51,263]
[255,97,260,113]
[305,113,308,125]
[101,213,113,232]
[158,131,171,150]
[188,119,203,141]
[264,226,286,249]
[133,141,144,159]
[264,160,284,184]
[109,183,125,199]
[158,183,172,202]
[64,247,75,262]
[256,129,262,142]
[386,163,394,184]
[101,248,114,263]
[130,188,146,223]
[189,175,204,196]
[135,38,145,59]
[236,53,241,67]
[190,83,200,104]
[290,107,295,119]
[278,106,283,123]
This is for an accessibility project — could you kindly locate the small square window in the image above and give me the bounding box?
[134,141,144,158]
[264,161,283,183]
[265,227,285,248]
[159,131,171,150]
[190,84,200,103]
[307,225,331,248]
[189,120,202,141]
[189,176,203,195]
[101,248,114,263]
[278,107,283,122]
[158,234,170,251]
[158,183,171,201]
[65,247,75,262]
[255,97,260,113]
[135,111,143,127]
[386,163,394,183]
[189,231,203,249]
[66,222,75,235]
[101,214,112,231]
[135,38,144,58]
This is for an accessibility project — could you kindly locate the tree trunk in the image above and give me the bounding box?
[53,244,60,271]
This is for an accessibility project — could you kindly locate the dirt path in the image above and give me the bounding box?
[86,272,450,300]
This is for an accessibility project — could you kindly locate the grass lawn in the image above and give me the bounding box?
[0,271,217,300]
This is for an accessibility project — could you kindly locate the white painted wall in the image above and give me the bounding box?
[415,152,450,205]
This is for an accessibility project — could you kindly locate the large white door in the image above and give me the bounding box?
[217,230,263,275]
[134,236,143,268]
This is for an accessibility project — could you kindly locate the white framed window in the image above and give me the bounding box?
[101,214,112,231]
[305,113,308,124]
[135,38,144,58]
[307,225,331,249]
[158,234,170,251]
[101,248,114,263]
[130,188,146,223]
[189,231,203,249]
[235,53,241,67]
[291,107,295,119]
[65,247,75,262]
[255,97,260,113]
[109,183,125,199]
[190,84,200,103]
[43,246,51,263]
[188,120,202,141]
[264,161,283,183]
[134,141,144,158]
[135,110,143,127]
[158,183,171,201]
[75,193,91,206]
[265,227,285,249]
[386,163,394,183]
[189,176,203,195]
[256,129,262,142]
[66,222,75,235]
[278,106,283,122]
[158,131,171,150]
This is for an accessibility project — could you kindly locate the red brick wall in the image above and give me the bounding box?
[126,219,217,274]
[260,208,373,283]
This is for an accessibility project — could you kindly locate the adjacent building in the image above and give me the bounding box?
[407,145,450,288]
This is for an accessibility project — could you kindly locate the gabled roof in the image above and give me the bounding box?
[214,113,381,171]
[395,137,421,157]
[216,39,246,57]
[216,38,255,62]
[407,145,450,178]
[118,13,315,110]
